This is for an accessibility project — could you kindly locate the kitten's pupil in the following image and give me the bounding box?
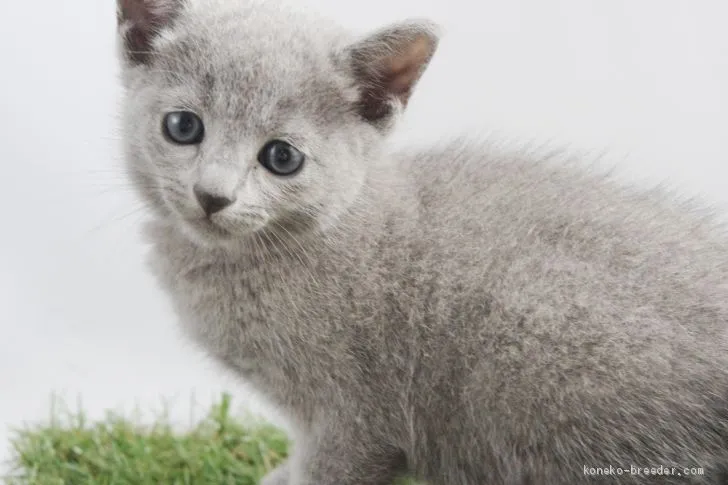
[179,116,194,134]
[258,140,305,176]
[276,148,290,163]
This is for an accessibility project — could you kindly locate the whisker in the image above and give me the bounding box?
[85,203,155,236]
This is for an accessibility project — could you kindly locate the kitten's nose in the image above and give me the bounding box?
[193,184,236,216]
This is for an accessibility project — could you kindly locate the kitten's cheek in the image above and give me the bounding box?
[159,190,198,223]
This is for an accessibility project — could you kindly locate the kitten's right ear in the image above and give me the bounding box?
[117,0,183,64]
[343,20,440,127]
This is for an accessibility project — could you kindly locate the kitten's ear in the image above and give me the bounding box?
[345,20,440,126]
[117,0,184,64]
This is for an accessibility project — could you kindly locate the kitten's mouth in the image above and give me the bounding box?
[167,198,267,243]
[198,218,233,236]
[181,217,235,243]
[180,213,266,245]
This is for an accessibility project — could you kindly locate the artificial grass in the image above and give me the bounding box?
[5,394,288,485]
[4,394,416,485]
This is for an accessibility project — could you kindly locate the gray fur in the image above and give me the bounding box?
[116,1,728,483]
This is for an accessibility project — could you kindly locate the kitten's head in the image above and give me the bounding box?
[116,0,438,248]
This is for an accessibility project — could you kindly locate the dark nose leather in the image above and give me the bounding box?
[193,184,236,216]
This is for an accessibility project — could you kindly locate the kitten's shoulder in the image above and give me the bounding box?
[390,137,587,210]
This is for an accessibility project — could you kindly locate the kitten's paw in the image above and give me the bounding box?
[260,462,290,485]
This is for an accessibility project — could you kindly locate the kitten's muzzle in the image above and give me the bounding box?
[193,184,236,217]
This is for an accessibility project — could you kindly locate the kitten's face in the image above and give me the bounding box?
[117,0,438,248]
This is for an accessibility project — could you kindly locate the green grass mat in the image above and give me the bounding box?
[4,394,416,485]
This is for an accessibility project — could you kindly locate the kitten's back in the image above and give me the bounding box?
[391,141,728,483]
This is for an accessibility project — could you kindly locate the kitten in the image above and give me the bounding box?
[116,0,728,484]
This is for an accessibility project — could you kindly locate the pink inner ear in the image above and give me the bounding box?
[118,0,179,28]
[352,29,437,123]
[118,0,181,64]
[118,0,147,27]
[383,34,437,103]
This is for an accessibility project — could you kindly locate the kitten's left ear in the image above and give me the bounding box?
[344,20,440,126]
[117,0,184,64]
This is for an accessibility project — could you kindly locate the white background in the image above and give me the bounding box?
[1,0,727,472]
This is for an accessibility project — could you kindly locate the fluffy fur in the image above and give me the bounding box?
[116,1,728,483]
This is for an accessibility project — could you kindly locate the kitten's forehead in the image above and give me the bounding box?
[150,1,354,126]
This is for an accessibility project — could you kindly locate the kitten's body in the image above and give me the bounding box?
[118,1,728,483]
[147,142,728,484]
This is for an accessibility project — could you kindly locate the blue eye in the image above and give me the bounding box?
[257,140,305,176]
[163,111,205,145]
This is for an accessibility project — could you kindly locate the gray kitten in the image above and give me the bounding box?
[116,0,728,484]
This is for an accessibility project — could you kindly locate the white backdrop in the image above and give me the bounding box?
[0,0,726,470]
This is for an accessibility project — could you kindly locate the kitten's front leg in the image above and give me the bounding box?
[290,427,406,485]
